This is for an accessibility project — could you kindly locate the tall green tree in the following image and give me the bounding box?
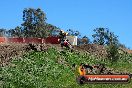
[92,28,106,45]
[92,28,119,46]
[92,28,120,62]
[22,8,55,38]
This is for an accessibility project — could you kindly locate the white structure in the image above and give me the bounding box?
[66,36,77,45]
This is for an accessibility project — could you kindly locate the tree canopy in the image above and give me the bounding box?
[92,28,119,46]
[21,8,57,38]
[5,8,57,38]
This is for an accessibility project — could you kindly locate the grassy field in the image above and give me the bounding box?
[0,48,132,88]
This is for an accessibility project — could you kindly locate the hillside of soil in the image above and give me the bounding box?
[0,44,132,88]
[0,43,132,66]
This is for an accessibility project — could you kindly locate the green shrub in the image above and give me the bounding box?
[106,44,119,63]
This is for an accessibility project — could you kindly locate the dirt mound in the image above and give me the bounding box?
[0,43,51,66]
[0,43,131,66]
[74,44,107,57]
[0,43,27,66]
[0,43,109,66]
